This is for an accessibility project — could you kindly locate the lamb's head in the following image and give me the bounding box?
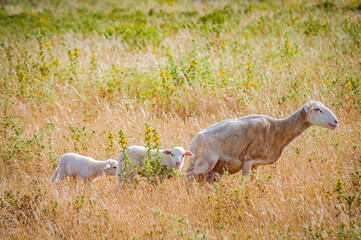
[103,159,118,176]
[303,101,339,130]
[161,147,194,169]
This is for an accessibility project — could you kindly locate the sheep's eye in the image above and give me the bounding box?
[183,154,185,157]
[171,154,174,157]
[314,108,320,111]
[113,167,117,169]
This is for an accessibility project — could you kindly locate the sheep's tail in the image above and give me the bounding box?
[116,152,124,186]
[50,167,60,183]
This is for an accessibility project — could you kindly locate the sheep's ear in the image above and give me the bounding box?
[162,150,172,155]
[304,103,314,113]
[103,164,111,170]
[185,151,194,158]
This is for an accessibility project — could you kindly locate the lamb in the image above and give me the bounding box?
[116,146,194,185]
[185,101,339,182]
[50,153,118,188]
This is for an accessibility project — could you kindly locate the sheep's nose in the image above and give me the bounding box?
[334,119,339,124]
[176,162,180,167]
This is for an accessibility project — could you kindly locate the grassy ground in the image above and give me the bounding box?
[1,0,361,239]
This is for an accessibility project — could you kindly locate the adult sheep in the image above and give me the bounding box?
[50,153,118,188]
[185,101,339,182]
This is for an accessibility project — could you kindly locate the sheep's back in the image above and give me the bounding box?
[190,116,273,159]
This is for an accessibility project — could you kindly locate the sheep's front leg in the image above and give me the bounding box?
[242,161,259,180]
[241,161,253,177]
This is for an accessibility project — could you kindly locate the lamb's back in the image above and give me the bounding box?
[125,146,148,166]
[60,153,96,176]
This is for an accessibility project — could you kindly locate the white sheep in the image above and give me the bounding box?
[116,146,194,185]
[185,101,339,182]
[50,153,118,188]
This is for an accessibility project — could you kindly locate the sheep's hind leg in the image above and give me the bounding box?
[190,153,219,182]
[185,156,197,181]
[185,156,197,175]
[206,169,223,182]
[207,169,216,182]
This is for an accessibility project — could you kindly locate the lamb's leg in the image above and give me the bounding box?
[58,165,70,182]
[116,155,124,186]
[82,178,92,192]
[58,169,66,182]
[50,168,59,183]
[117,163,136,186]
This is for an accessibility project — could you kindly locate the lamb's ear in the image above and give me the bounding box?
[103,164,111,170]
[185,151,194,158]
[303,103,314,113]
[161,150,172,155]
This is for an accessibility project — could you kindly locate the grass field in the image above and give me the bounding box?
[1,0,361,239]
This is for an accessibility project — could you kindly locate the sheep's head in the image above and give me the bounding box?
[161,147,194,169]
[103,159,118,175]
[303,101,339,130]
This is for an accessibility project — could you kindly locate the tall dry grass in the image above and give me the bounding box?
[1,0,361,239]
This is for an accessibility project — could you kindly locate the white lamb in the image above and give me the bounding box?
[116,146,194,185]
[185,101,339,182]
[50,153,118,188]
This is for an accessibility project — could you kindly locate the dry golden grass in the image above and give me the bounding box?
[1,0,361,239]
